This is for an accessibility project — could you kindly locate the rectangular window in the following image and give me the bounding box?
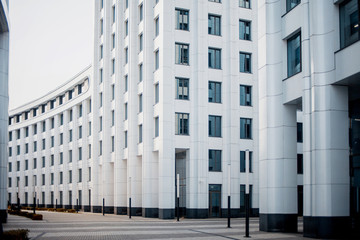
[240,85,252,106]
[60,152,63,164]
[100,68,103,83]
[340,0,359,48]
[42,157,45,168]
[100,117,103,131]
[8,147,12,157]
[42,174,45,185]
[125,103,128,120]
[69,109,73,122]
[51,136,54,147]
[42,139,45,150]
[51,155,54,166]
[125,48,128,64]
[51,173,54,185]
[155,117,159,137]
[155,83,159,103]
[112,58,116,74]
[111,85,115,100]
[69,129,73,142]
[125,131,128,148]
[240,52,252,73]
[175,9,189,30]
[100,93,103,107]
[112,110,115,126]
[79,169,82,182]
[60,172,63,184]
[99,141,103,155]
[240,151,253,173]
[125,75,128,92]
[155,50,159,70]
[240,184,253,211]
[139,33,143,52]
[209,0,221,2]
[139,125,143,143]
[17,145,20,155]
[286,0,301,12]
[79,105,83,117]
[139,4,143,22]
[209,115,222,137]
[287,31,301,77]
[208,14,221,35]
[25,176,28,186]
[139,64,143,82]
[297,122,303,143]
[209,150,222,172]
[59,95,64,105]
[60,114,64,125]
[78,147,82,161]
[33,158,37,169]
[155,17,159,37]
[78,126,82,139]
[126,0,128,9]
[100,45,103,60]
[139,94,143,113]
[297,154,303,174]
[112,33,116,49]
[208,81,221,103]
[69,150,72,163]
[9,132,12,141]
[239,20,251,40]
[239,0,251,9]
[8,177,11,188]
[176,78,189,100]
[42,121,46,132]
[111,136,115,152]
[16,129,20,139]
[25,159,28,170]
[88,122,91,136]
[8,162,12,172]
[60,133,63,145]
[125,20,129,36]
[17,161,20,171]
[25,143,28,153]
[240,118,252,139]
[69,170,72,183]
[175,43,189,65]
[100,19,103,35]
[25,127,29,137]
[208,48,221,69]
[33,141,37,152]
[33,124,37,134]
[112,5,116,23]
[88,144,92,159]
[89,167,91,181]
[175,113,189,135]
[78,84,82,95]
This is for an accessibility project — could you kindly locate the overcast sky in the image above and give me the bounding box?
[8,0,94,109]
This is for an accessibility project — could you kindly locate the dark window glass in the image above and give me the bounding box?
[240,52,252,73]
[239,20,251,40]
[175,113,189,135]
[176,78,189,100]
[208,81,221,103]
[340,0,359,48]
[176,9,189,30]
[297,122,303,142]
[209,150,222,172]
[208,15,221,35]
[208,48,221,69]
[239,0,251,9]
[240,118,252,139]
[175,43,189,65]
[209,115,222,137]
[287,32,301,77]
[240,151,253,172]
[297,154,303,174]
[286,0,301,12]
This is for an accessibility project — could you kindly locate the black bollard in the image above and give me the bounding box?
[245,193,250,238]
[102,198,105,216]
[33,197,36,214]
[76,199,79,213]
[129,197,131,219]
[227,195,231,228]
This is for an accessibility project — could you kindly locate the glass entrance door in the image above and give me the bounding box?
[209,184,221,217]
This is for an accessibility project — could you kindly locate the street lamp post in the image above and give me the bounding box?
[245,149,250,238]
[176,174,180,222]
[17,178,20,210]
[228,164,231,228]
[33,176,36,214]
[129,177,132,219]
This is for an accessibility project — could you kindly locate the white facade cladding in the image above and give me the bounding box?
[259,0,360,238]
[7,67,92,211]
[93,0,259,218]
[0,0,9,224]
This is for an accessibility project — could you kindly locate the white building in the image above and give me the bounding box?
[8,0,260,220]
[0,0,9,225]
[258,0,360,238]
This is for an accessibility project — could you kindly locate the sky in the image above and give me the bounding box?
[8,0,94,109]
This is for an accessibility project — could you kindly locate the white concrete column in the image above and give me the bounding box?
[258,0,298,232]
[302,1,350,238]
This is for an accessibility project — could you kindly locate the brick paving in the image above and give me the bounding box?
[3,211,310,239]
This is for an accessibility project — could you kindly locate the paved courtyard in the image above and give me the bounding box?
[3,211,310,239]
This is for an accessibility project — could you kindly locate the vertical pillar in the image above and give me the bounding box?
[258,0,298,232]
[303,1,350,238]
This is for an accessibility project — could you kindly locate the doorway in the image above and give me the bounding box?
[209,184,221,217]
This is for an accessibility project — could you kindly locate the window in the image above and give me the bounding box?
[112,5,116,23]
[175,113,189,135]
[16,129,20,139]
[112,34,115,50]
[139,125,143,143]
[60,114,64,125]
[239,20,251,40]
[24,112,29,120]
[69,170,72,183]
[101,0,103,9]
[69,129,73,142]
[59,95,64,105]
[78,84,82,95]
[89,144,92,158]
[175,9,189,30]
[60,172,63,184]
[112,110,115,126]
[42,139,45,150]
[100,45,103,60]
[240,184,253,211]
[33,108,37,117]
[99,141,103,155]
[297,122,303,143]
[78,126,82,139]
[208,81,221,103]
[88,122,91,136]
[100,68,103,83]
[8,177,11,188]
[25,127,29,137]
[51,136,54,147]
[69,109,73,122]
[240,85,252,106]
[60,152,63,164]
[25,159,28,170]
[33,158,37,169]
[240,118,252,139]
[209,0,221,3]
[100,93,103,107]
[42,104,46,113]
[42,174,45,185]
[112,58,116,74]
[209,150,222,172]
[79,169,82,182]
[8,147,12,157]
[33,141,37,152]
[139,64,143,82]
[125,48,129,64]
[89,167,91,181]
[176,78,189,100]
[88,100,92,113]
[111,84,115,100]
[297,154,303,174]
[100,19,103,35]
[8,162,12,172]
[155,83,159,103]
[33,124,37,134]
[111,136,115,152]
[139,94,143,113]
[125,75,128,92]
[286,0,301,12]
[25,176,28,186]
[125,103,128,120]
[240,52,252,73]
[155,50,159,70]
[139,4,143,22]
[60,133,63,145]
[42,157,45,168]
[209,115,222,137]
[239,0,251,9]
[125,131,128,148]
[51,173,54,185]
[340,0,359,48]
[42,121,46,132]
[175,43,189,65]
[240,151,253,172]
[125,20,129,36]
[25,143,28,153]
[69,150,73,163]
[79,105,83,117]
[17,145,20,155]
[208,14,221,35]
[100,117,103,131]
[287,31,301,77]
[139,33,143,52]
[17,161,20,171]
[208,48,221,69]
[126,0,128,9]
[9,132,12,141]
[51,155,54,166]
[155,117,159,137]
[79,147,82,161]
[155,17,159,37]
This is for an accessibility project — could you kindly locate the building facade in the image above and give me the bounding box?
[0,0,9,224]
[259,0,360,238]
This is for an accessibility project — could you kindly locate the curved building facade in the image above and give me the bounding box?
[0,0,9,224]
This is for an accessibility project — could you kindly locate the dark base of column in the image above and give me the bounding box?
[186,209,208,218]
[304,216,351,239]
[143,208,159,218]
[260,213,298,233]
[92,206,102,213]
[83,206,91,212]
[104,206,114,214]
[0,210,7,223]
[115,207,127,215]
[128,207,142,216]
[159,209,175,219]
